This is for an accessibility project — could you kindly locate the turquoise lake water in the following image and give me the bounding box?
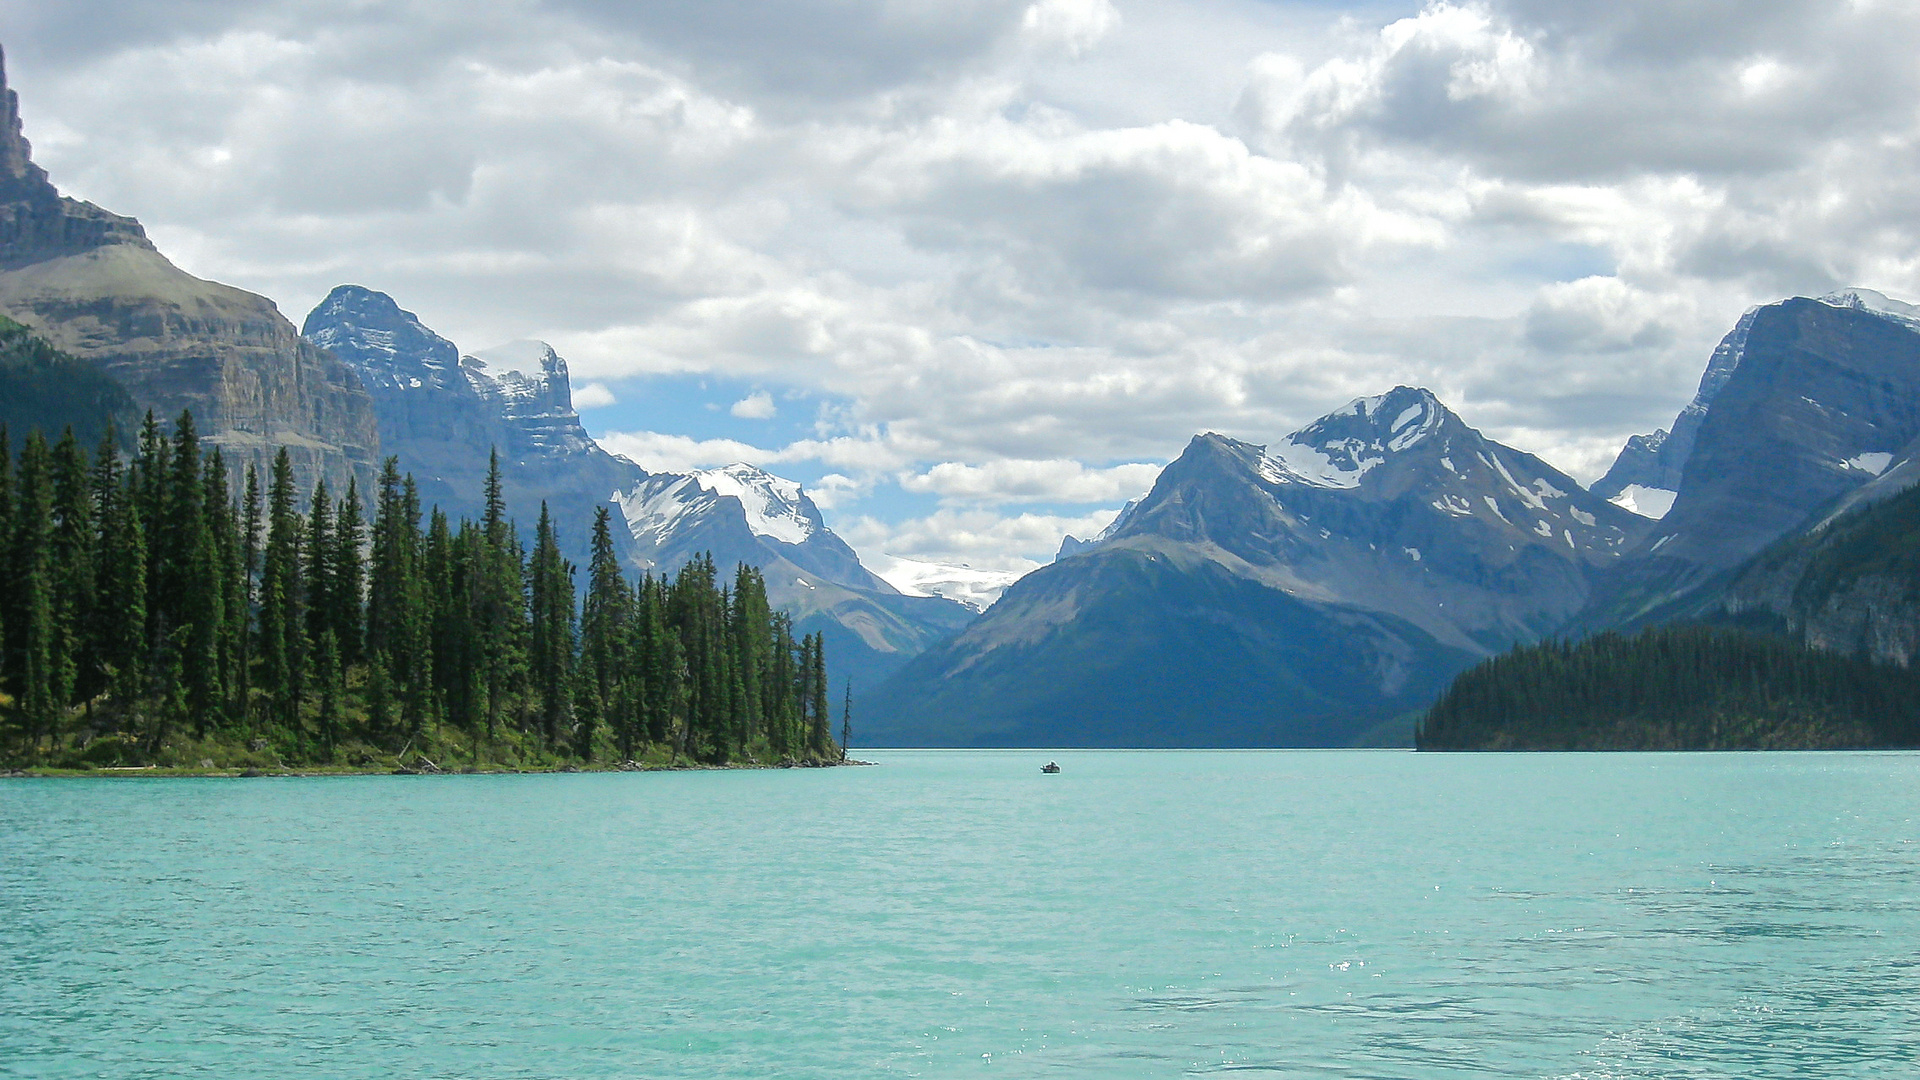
[3,750,1919,1078]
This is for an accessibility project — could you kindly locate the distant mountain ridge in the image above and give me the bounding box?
[301,284,973,694]
[301,284,639,567]
[864,386,1647,747]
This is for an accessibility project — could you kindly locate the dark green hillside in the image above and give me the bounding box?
[0,315,137,449]
[1762,478,1920,619]
[1417,626,1920,750]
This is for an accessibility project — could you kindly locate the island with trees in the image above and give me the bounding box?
[0,413,845,774]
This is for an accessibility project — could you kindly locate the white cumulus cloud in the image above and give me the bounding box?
[729,390,777,418]
[7,0,1920,568]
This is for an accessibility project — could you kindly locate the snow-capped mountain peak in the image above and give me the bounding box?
[615,462,820,548]
[692,463,816,544]
[302,284,463,392]
[1818,287,1920,331]
[1261,386,1446,489]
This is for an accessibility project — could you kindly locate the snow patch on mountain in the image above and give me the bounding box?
[869,555,1020,612]
[1609,484,1677,519]
[1819,288,1920,332]
[1262,439,1375,489]
[612,474,711,546]
[1845,451,1893,476]
[693,464,815,544]
[1259,387,1443,490]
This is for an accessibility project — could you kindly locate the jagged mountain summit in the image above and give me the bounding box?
[464,340,603,459]
[1580,291,1920,629]
[1591,309,1752,519]
[304,285,973,692]
[1055,498,1141,562]
[0,51,146,263]
[302,284,641,566]
[0,47,379,493]
[615,465,975,690]
[864,386,1645,747]
[1594,288,1920,521]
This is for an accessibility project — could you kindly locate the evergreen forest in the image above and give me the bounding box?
[0,414,844,772]
[1417,625,1920,750]
[0,315,138,455]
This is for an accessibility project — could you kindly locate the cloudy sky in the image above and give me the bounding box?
[5,0,1918,574]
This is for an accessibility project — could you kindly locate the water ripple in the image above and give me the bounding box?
[4,750,1919,1078]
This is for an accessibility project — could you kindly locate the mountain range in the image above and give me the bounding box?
[862,386,1648,746]
[9,39,1920,749]
[298,284,972,693]
[0,56,966,698]
[868,289,1920,746]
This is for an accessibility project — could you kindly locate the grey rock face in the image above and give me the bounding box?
[1798,575,1920,667]
[1583,296,1920,628]
[305,284,973,692]
[0,47,379,496]
[1593,307,1754,511]
[302,285,641,565]
[867,386,1644,747]
[1713,484,1920,669]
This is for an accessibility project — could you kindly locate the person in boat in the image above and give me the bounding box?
[1042,761,1060,773]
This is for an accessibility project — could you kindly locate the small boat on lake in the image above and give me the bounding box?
[1041,761,1061,774]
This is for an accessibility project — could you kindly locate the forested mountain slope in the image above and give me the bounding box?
[0,315,136,449]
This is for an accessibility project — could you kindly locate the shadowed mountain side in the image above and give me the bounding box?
[0,314,138,448]
[868,387,1641,747]
[1575,296,1920,631]
[860,543,1477,747]
[1685,467,1920,667]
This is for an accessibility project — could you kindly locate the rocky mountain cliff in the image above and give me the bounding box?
[1579,293,1920,630]
[302,285,640,565]
[305,284,973,693]
[0,48,378,495]
[863,387,1646,747]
